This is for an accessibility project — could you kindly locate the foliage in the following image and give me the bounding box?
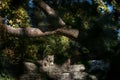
[0,0,30,27]
[0,0,120,79]
[0,75,15,80]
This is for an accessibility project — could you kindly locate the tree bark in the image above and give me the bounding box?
[0,19,79,40]
[33,0,66,27]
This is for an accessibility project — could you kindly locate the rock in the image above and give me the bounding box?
[89,75,98,80]
[88,60,109,80]
[59,73,71,80]
[24,62,38,73]
[19,73,43,80]
[88,60,109,72]
[69,64,85,72]
[71,71,88,80]
[37,55,97,80]
[18,55,99,80]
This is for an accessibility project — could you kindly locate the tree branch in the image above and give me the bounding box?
[0,0,80,40]
[56,28,79,39]
[33,0,66,27]
[0,17,79,39]
[0,25,79,39]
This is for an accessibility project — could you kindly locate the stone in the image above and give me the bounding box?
[19,73,42,80]
[89,75,98,80]
[71,71,88,80]
[59,73,71,80]
[24,62,37,73]
[69,64,85,72]
[19,56,100,80]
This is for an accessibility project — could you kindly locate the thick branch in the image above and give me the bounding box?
[56,28,79,39]
[5,26,56,37]
[0,21,79,39]
[33,0,66,27]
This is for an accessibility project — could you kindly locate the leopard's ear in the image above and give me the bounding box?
[62,58,71,68]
